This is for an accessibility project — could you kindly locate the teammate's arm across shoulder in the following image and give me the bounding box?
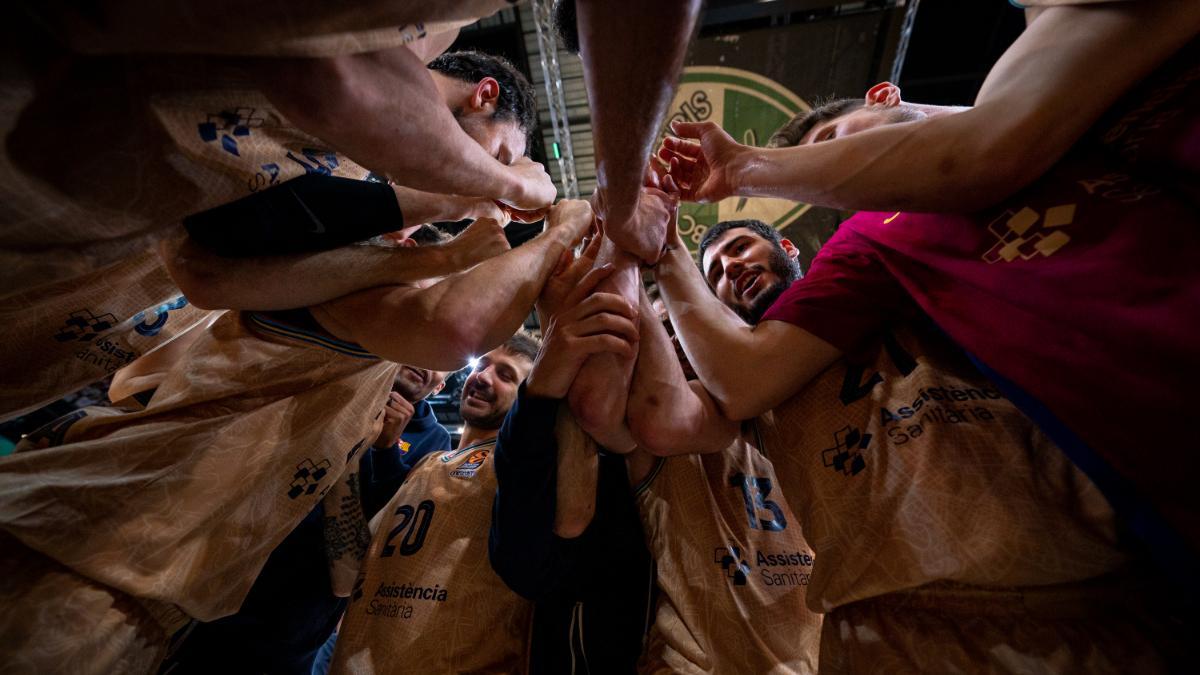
[653,241,840,422]
[313,202,594,371]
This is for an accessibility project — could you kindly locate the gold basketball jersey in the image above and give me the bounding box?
[333,439,534,675]
[756,322,1125,612]
[0,59,372,418]
[0,249,214,421]
[635,427,822,675]
[0,310,397,620]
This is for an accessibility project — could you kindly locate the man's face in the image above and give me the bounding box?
[702,229,801,324]
[458,113,527,167]
[392,365,448,403]
[459,347,533,430]
[799,105,925,145]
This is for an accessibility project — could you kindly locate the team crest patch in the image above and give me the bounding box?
[399,440,412,456]
[449,448,491,479]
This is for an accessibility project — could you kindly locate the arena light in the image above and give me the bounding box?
[467,356,480,370]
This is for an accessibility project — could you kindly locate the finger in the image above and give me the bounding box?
[663,172,681,196]
[568,333,638,360]
[561,263,616,308]
[567,290,637,321]
[579,232,604,264]
[550,248,573,278]
[662,135,703,158]
[669,120,717,140]
[564,312,640,343]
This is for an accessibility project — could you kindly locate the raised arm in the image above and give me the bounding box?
[312,201,595,371]
[664,1,1200,212]
[164,187,510,311]
[626,285,738,456]
[577,0,701,262]
[251,44,555,210]
[652,232,840,421]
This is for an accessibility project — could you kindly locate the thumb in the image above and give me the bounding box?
[669,120,718,139]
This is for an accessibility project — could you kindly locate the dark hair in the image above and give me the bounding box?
[766,98,864,148]
[553,0,580,54]
[409,224,452,246]
[427,50,538,147]
[501,330,541,364]
[699,219,784,260]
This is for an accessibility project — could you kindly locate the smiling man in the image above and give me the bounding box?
[332,334,542,674]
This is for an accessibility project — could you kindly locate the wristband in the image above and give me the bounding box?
[184,174,404,257]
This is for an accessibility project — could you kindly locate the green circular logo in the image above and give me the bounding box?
[662,66,813,256]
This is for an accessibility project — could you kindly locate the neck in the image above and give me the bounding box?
[427,71,470,112]
[458,425,499,449]
[914,103,971,118]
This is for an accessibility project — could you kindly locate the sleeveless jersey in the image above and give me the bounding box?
[635,427,821,675]
[333,439,534,675]
[0,249,213,421]
[756,322,1126,613]
[0,310,397,620]
[0,56,371,417]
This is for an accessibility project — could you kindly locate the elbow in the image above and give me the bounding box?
[164,241,223,310]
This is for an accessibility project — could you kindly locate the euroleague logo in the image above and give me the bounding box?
[662,66,814,259]
[449,448,491,479]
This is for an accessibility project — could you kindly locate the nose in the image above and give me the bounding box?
[725,257,746,284]
[474,366,495,389]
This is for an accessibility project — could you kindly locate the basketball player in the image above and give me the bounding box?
[660,1,1198,211]
[330,335,549,673]
[164,354,452,674]
[635,216,1185,671]
[0,48,540,422]
[0,199,594,674]
[658,4,1200,581]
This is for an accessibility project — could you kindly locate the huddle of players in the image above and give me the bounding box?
[0,0,1197,673]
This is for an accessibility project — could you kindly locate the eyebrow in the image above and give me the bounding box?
[706,234,749,285]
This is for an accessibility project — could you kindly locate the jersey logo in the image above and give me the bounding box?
[54,308,118,343]
[981,204,1076,264]
[398,440,412,456]
[449,448,490,479]
[822,425,869,476]
[714,545,751,586]
[288,458,332,499]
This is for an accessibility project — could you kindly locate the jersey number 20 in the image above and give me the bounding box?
[381,499,435,557]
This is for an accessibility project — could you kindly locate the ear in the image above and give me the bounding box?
[431,381,446,396]
[780,238,801,260]
[865,81,902,108]
[470,77,501,113]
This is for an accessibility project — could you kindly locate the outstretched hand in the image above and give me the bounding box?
[658,120,743,203]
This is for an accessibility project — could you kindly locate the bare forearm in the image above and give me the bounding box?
[652,244,758,406]
[254,47,521,203]
[628,286,736,455]
[578,0,701,224]
[164,235,460,310]
[327,225,578,370]
[553,403,599,539]
[734,1,1200,212]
